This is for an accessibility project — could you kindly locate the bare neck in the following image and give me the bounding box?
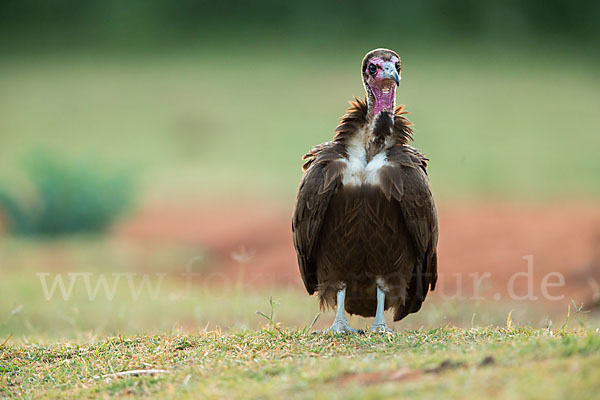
[368,85,396,121]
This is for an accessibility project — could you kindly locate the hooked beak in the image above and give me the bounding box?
[381,62,400,86]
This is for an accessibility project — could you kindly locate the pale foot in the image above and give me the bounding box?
[313,319,362,335]
[329,319,361,334]
[369,322,393,333]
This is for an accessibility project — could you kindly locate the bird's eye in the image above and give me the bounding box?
[395,62,400,72]
[368,63,377,75]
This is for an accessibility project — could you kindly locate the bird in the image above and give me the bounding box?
[292,48,438,333]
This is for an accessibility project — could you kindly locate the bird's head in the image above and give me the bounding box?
[361,48,401,119]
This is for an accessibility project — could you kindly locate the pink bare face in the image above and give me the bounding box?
[363,56,401,117]
[364,56,401,87]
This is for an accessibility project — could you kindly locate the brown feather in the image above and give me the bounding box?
[292,54,437,322]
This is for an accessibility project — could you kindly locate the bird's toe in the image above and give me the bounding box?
[369,323,393,333]
[327,320,360,335]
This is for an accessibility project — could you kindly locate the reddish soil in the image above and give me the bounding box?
[115,200,600,309]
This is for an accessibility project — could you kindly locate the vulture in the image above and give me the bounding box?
[292,48,438,333]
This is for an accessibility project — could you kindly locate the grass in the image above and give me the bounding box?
[2,234,600,398]
[0,44,599,203]
[0,216,599,399]
[2,326,600,399]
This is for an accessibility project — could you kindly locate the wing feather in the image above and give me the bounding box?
[292,144,345,294]
[384,145,438,321]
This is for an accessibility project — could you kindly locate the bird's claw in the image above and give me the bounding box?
[313,320,363,335]
[369,323,393,333]
[330,320,360,334]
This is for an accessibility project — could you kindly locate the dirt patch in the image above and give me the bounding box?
[336,368,423,386]
[335,358,470,386]
[115,200,600,309]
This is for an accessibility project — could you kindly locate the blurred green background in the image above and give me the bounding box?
[1,1,599,339]
[1,0,599,202]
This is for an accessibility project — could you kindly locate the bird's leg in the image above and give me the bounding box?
[328,287,359,334]
[369,286,392,332]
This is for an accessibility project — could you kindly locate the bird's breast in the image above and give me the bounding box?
[340,145,389,187]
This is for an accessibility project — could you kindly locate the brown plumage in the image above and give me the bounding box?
[292,49,438,328]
